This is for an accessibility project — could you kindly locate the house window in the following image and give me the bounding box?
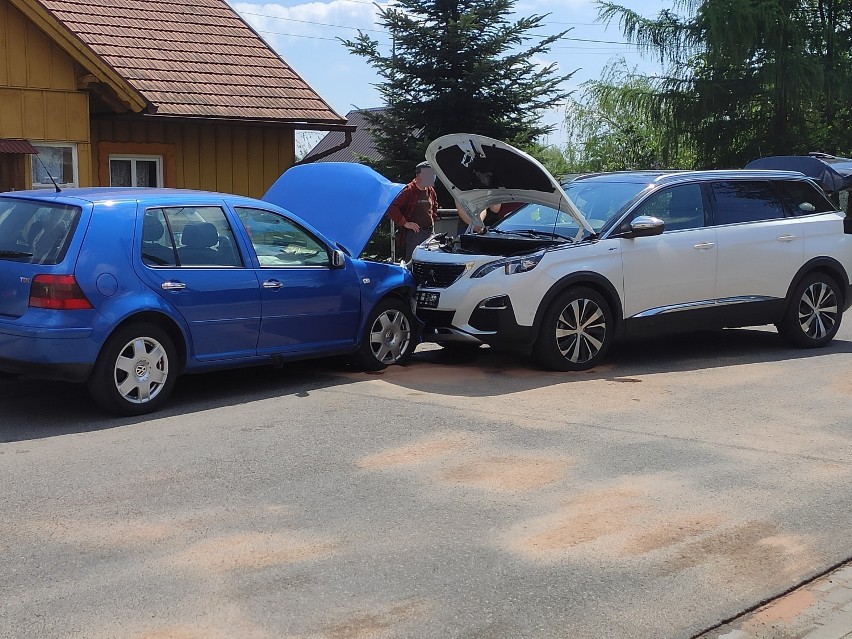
[31,143,78,189]
[109,155,163,187]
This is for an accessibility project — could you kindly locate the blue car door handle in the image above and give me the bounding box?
[262,279,283,290]
[161,280,186,291]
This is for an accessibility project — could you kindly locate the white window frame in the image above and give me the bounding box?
[109,154,164,187]
[31,142,79,190]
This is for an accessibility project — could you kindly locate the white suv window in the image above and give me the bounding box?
[630,184,706,231]
[774,180,835,215]
[710,181,787,224]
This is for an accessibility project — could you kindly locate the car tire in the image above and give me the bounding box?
[777,272,843,348]
[354,298,416,371]
[533,287,613,371]
[87,323,178,416]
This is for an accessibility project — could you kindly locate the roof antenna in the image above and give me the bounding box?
[33,152,61,193]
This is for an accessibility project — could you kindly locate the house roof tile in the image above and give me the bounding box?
[35,0,345,124]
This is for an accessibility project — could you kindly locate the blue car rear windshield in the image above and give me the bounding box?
[0,198,81,264]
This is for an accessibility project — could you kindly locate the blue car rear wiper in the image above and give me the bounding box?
[0,250,33,258]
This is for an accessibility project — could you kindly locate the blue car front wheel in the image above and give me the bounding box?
[355,297,415,371]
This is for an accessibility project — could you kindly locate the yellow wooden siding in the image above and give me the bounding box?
[76,143,92,186]
[0,2,7,86]
[247,126,266,197]
[0,88,24,134]
[92,118,296,198]
[21,90,45,138]
[1,87,89,140]
[4,2,27,87]
[1,0,93,187]
[1,0,80,91]
[26,20,52,89]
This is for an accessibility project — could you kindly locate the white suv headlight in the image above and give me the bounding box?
[470,251,545,278]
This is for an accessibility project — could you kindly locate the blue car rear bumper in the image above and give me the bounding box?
[0,322,96,383]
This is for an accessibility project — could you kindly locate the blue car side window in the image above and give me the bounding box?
[141,209,177,266]
[235,207,330,267]
[143,206,243,267]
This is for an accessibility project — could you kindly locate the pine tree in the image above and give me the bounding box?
[342,0,572,184]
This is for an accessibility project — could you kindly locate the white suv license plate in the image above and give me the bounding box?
[416,290,440,309]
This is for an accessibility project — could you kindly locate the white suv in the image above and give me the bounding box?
[411,134,852,370]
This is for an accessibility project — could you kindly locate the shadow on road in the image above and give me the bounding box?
[2,327,849,443]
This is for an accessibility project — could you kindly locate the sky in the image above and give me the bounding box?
[228,0,672,152]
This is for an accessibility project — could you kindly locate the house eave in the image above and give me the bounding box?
[92,111,354,132]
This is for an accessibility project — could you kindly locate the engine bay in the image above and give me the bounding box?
[425,231,570,257]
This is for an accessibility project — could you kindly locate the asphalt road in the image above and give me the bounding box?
[1,322,850,639]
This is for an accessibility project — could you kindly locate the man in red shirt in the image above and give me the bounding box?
[386,161,439,262]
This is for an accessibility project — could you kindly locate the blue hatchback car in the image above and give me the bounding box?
[0,163,417,415]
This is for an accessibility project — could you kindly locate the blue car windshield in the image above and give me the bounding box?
[496,180,650,234]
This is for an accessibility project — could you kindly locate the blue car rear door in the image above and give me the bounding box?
[135,203,262,362]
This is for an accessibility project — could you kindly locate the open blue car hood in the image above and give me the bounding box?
[745,153,852,194]
[262,162,404,257]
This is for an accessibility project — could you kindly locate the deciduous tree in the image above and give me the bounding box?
[595,0,852,168]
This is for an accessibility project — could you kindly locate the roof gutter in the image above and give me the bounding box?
[110,113,356,132]
[295,131,354,166]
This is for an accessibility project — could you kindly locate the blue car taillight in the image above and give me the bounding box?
[29,275,93,310]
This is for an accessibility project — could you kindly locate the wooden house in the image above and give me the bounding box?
[0,0,350,196]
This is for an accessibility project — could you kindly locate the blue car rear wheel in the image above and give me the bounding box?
[87,323,178,415]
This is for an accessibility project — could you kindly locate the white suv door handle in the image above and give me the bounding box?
[160,280,186,290]
[262,279,283,290]
[777,234,796,242]
[693,242,715,250]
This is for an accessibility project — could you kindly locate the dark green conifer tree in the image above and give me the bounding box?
[343,0,572,183]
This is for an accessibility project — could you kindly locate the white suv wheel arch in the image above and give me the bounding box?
[782,259,849,316]
[532,273,625,341]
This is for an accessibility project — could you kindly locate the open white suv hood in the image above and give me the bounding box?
[425,134,594,235]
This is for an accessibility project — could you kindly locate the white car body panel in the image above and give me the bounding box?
[621,227,718,318]
[426,133,595,236]
[715,218,806,300]
[803,213,852,277]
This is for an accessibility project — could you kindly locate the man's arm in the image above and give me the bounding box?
[385,186,411,225]
[386,185,421,231]
[456,201,486,232]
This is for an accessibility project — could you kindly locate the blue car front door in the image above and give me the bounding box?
[235,206,361,355]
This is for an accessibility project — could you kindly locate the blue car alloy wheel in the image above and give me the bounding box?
[87,323,178,416]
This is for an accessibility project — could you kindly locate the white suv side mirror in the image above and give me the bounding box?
[615,215,666,238]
